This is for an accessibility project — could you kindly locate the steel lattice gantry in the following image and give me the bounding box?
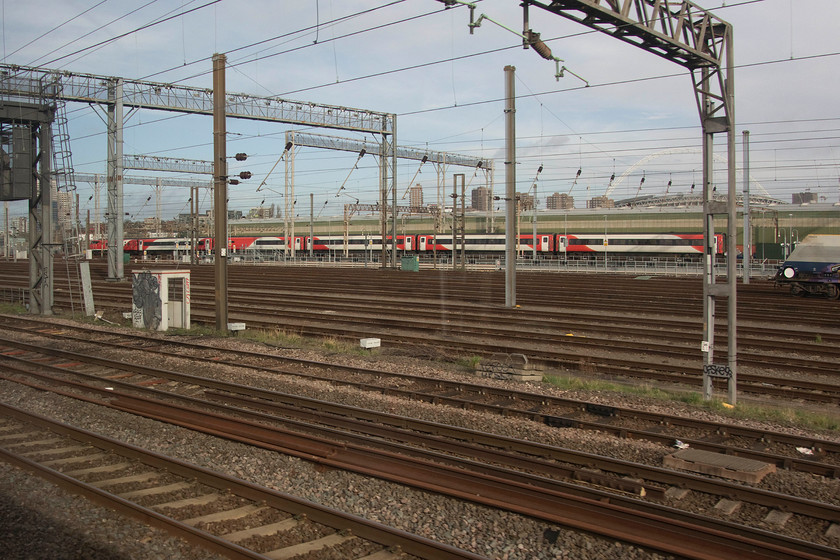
[0,63,397,276]
[0,65,391,132]
[0,101,56,315]
[286,131,486,167]
[519,0,737,403]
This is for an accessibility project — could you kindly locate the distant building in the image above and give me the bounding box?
[248,206,272,219]
[546,192,574,210]
[409,184,423,210]
[792,191,818,204]
[55,189,74,234]
[587,195,615,209]
[517,192,534,211]
[471,186,492,211]
[142,216,159,231]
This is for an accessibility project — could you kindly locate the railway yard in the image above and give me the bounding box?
[1,260,839,559]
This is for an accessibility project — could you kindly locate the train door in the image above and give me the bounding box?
[294,236,302,251]
[556,235,567,254]
[540,235,552,253]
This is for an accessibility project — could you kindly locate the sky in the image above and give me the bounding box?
[2,0,839,224]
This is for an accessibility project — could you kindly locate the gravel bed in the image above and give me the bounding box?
[0,381,674,560]
[2,319,839,559]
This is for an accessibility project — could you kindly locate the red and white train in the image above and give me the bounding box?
[91,232,724,259]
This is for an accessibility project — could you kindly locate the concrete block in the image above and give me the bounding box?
[663,448,776,483]
[714,498,742,516]
[664,487,690,500]
[764,510,792,527]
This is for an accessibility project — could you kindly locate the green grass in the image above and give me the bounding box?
[708,400,840,432]
[244,327,304,348]
[243,328,373,356]
[164,324,218,337]
[543,374,840,433]
[456,355,483,370]
[0,302,27,314]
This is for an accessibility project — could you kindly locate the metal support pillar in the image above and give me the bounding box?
[190,184,199,264]
[213,53,228,331]
[309,192,314,258]
[701,107,717,401]
[504,65,516,308]
[391,115,398,269]
[106,78,124,281]
[379,131,388,268]
[4,202,8,259]
[29,119,54,314]
[532,184,537,259]
[285,131,295,258]
[700,49,738,405]
[742,130,751,284]
[725,33,738,405]
[452,173,465,270]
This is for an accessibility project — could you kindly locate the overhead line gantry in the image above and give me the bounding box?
[519,0,738,403]
[0,62,398,281]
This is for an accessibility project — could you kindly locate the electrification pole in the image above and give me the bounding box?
[106,78,124,281]
[504,65,516,308]
[520,0,739,405]
[743,130,751,284]
[213,53,228,332]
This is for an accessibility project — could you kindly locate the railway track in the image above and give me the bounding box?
[0,402,485,560]
[2,320,840,554]
[3,261,837,402]
[2,315,839,476]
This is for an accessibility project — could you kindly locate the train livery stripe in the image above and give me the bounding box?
[97,233,726,257]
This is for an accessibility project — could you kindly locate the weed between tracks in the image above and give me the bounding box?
[10,304,839,434]
[544,375,840,433]
[0,303,26,314]
[245,329,374,357]
[456,356,483,370]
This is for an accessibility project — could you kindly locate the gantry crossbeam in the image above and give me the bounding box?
[288,131,489,169]
[523,0,728,69]
[0,62,399,277]
[0,64,393,134]
[76,172,210,189]
[123,155,213,175]
[516,0,738,403]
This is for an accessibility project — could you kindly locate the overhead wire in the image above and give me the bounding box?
[29,0,223,69]
[5,0,111,61]
[14,0,833,218]
[25,0,163,68]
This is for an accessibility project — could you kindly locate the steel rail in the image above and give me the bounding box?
[109,394,840,560]
[0,402,487,560]
[2,337,840,526]
[178,307,840,404]
[2,326,839,473]
[209,293,840,374]
[34,265,840,391]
